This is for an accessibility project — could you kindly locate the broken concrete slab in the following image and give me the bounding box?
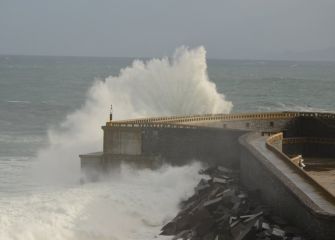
[203,197,223,208]
[160,166,307,240]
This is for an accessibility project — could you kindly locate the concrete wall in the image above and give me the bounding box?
[141,127,247,167]
[80,152,103,170]
[103,126,142,155]
[102,125,248,168]
[239,133,335,240]
[101,117,294,167]
[81,114,335,239]
[285,117,335,138]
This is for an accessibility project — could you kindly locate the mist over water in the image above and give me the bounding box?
[1,163,203,240]
[32,46,232,185]
[1,47,231,239]
[2,47,333,239]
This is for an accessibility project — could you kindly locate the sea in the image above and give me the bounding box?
[0,47,334,239]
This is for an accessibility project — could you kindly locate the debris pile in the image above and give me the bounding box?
[160,166,307,240]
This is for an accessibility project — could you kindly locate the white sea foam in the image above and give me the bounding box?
[6,100,31,104]
[32,46,232,184]
[3,46,231,240]
[0,135,43,144]
[0,163,202,240]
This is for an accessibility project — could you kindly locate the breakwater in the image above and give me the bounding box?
[80,111,335,240]
[160,165,308,240]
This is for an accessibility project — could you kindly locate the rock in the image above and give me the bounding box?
[284,226,302,236]
[241,211,263,223]
[271,215,287,226]
[216,188,235,199]
[161,221,177,235]
[261,222,271,230]
[271,227,286,239]
[237,192,247,199]
[160,166,307,240]
[292,237,303,240]
[204,197,223,208]
[231,217,259,240]
[213,177,230,184]
[195,183,211,192]
[172,229,191,240]
[217,166,234,174]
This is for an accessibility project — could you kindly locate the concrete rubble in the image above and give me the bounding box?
[160,166,308,240]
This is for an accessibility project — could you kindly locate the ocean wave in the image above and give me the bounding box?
[6,100,31,104]
[2,47,231,239]
[0,162,202,240]
[256,102,331,113]
[0,135,44,144]
[33,46,232,185]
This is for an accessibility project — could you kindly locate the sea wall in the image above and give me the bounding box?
[102,125,247,168]
[239,133,335,240]
[141,127,247,167]
[80,112,335,239]
[103,127,142,155]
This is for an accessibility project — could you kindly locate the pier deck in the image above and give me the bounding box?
[251,136,335,214]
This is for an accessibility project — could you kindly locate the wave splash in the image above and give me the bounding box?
[33,46,232,184]
[1,163,203,240]
[11,46,232,240]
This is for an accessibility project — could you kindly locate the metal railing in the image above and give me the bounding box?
[106,111,335,127]
[106,122,199,129]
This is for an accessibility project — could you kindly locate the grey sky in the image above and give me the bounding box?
[1,0,334,60]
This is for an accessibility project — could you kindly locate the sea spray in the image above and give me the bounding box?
[9,46,233,240]
[32,46,232,184]
[0,163,203,240]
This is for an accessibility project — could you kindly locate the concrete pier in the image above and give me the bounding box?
[80,111,335,239]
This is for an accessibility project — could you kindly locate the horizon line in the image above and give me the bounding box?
[0,53,334,63]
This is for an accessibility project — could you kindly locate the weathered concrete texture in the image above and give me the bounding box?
[239,133,335,240]
[80,152,103,170]
[79,152,104,180]
[85,126,248,170]
[307,168,335,196]
[80,112,335,239]
[103,126,248,168]
[141,127,248,167]
[103,127,142,155]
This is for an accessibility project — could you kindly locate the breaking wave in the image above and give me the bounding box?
[1,46,231,240]
[33,46,232,184]
[0,163,203,240]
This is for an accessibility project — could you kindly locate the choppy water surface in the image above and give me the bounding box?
[0,47,334,239]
